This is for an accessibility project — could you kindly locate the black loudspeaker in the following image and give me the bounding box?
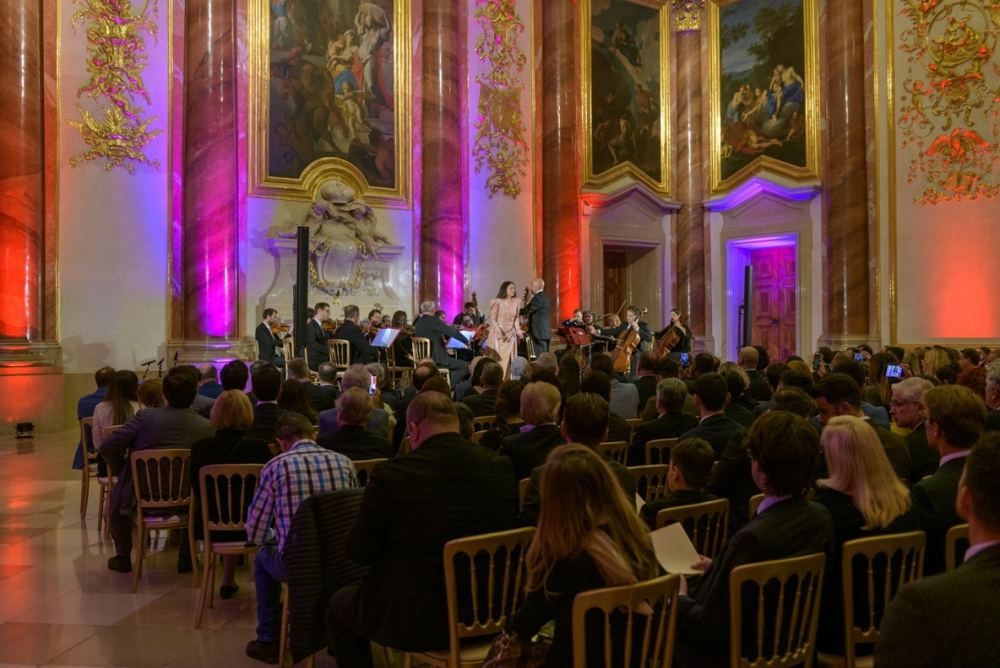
[293,226,309,358]
[741,265,754,347]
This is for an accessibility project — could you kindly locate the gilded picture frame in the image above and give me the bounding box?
[582,0,671,195]
[708,0,819,193]
[248,0,411,207]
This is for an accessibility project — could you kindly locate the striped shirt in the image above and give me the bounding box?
[246,439,357,551]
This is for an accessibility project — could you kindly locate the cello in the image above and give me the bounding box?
[611,306,647,374]
[652,312,688,360]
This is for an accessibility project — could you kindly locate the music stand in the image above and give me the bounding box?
[371,328,400,366]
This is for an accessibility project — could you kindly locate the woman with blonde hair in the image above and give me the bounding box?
[505,444,661,666]
[922,346,952,379]
[815,415,919,654]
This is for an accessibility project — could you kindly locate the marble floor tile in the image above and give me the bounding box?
[14,590,165,626]
[0,622,98,665]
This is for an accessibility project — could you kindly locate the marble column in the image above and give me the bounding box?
[179,0,239,344]
[673,2,706,340]
[822,0,869,344]
[419,1,464,317]
[0,1,43,341]
[541,0,580,322]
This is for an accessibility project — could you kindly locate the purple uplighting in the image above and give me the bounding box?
[706,176,819,212]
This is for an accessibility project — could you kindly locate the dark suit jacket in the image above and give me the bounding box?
[913,454,969,575]
[199,381,223,400]
[640,489,718,530]
[631,375,659,412]
[707,437,761,534]
[677,497,834,667]
[462,388,498,417]
[317,425,392,461]
[333,320,377,365]
[413,314,464,367]
[522,290,551,341]
[499,425,565,480]
[306,318,330,370]
[318,406,391,440]
[347,433,518,650]
[256,322,284,365]
[875,544,1000,668]
[746,369,772,402]
[247,403,290,442]
[681,414,747,458]
[905,422,940,483]
[724,402,756,428]
[632,412,700,463]
[986,408,1000,433]
[873,424,912,483]
[305,382,338,412]
[608,412,632,444]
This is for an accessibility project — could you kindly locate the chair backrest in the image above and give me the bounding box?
[398,436,411,456]
[748,493,765,518]
[625,417,643,441]
[524,336,535,360]
[329,339,351,368]
[645,438,678,465]
[352,458,387,487]
[729,552,825,668]
[629,464,670,505]
[80,417,95,459]
[470,430,487,445]
[655,498,730,560]
[471,415,498,432]
[198,464,263,540]
[840,531,925,665]
[443,527,536,665]
[411,337,432,362]
[945,523,970,572]
[596,441,629,465]
[518,477,530,510]
[131,448,193,511]
[571,573,682,668]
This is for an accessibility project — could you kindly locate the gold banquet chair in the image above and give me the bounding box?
[596,441,629,465]
[411,337,432,363]
[629,464,671,505]
[945,523,970,572]
[655,498,730,561]
[329,339,351,374]
[403,527,536,668]
[352,458,388,487]
[571,573,682,668]
[645,438,678,466]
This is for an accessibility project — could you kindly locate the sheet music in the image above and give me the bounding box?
[649,522,701,575]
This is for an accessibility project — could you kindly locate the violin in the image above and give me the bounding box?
[270,322,292,337]
[321,318,337,335]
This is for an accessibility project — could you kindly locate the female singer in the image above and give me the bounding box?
[486,281,523,380]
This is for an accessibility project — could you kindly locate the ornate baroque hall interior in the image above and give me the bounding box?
[0,0,998,665]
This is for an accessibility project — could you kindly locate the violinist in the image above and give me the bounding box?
[256,308,290,366]
[367,308,384,332]
[452,300,484,326]
[654,308,692,358]
[562,308,586,329]
[413,300,469,385]
[334,304,378,365]
[390,310,415,367]
[306,302,333,371]
[601,305,652,378]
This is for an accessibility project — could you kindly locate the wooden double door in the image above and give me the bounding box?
[750,246,796,362]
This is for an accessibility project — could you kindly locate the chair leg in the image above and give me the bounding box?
[402,653,412,668]
[132,522,146,593]
[208,556,216,609]
[96,484,105,534]
[80,467,90,519]
[188,521,199,588]
[278,583,290,668]
[194,551,214,630]
[102,497,112,542]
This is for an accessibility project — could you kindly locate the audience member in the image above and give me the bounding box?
[913,384,986,574]
[244,413,356,663]
[632,378,699,460]
[506,444,660,666]
[739,346,772,401]
[680,372,746,458]
[305,362,339,411]
[876,432,1000,667]
[984,359,1000,432]
[220,360,250,392]
[318,365,391,439]
[768,386,816,418]
[890,376,938,481]
[453,356,486,403]
[93,370,140,452]
[632,353,660,410]
[499,381,564,479]
[454,402,475,440]
[420,375,452,396]
[720,366,755,427]
[590,353,639,419]
[277,379,318,424]
[478,380,525,451]
[317,388,392,460]
[138,378,165,408]
[557,354,582,397]
[813,415,919,654]
[676,411,833,667]
[462,360,502,416]
[325,392,517,667]
[286,357,310,383]
[190,390,273,600]
[198,364,223,399]
[177,365,215,417]
[73,366,115,469]
[246,364,289,442]
[390,362,439,450]
[99,367,215,574]
[580,370,632,443]
[831,360,890,427]
[640,437,718,529]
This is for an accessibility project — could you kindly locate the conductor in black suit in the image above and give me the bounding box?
[412,301,469,385]
[521,277,551,353]
[306,302,332,371]
[326,392,517,667]
[876,432,1000,667]
[333,304,377,365]
[255,308,288,366]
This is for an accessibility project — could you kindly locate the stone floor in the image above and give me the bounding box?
[0,430,338,668]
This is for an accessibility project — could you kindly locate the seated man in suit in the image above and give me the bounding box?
[198,364,224,399]
[675,411,834,667]
[306,362,339,412]
[499,380,564,480]
[640,437,717,529]
[680,372,746,458]
[317,388,392,460]
[334,304,377,365]
[633,378,699,464]
[812,373,911,483]
[325,392,518,667]
[721,367,756,427]
[890,376,938,482]
[876,432,1000,667]
[830,360,890,428]
[99,367,216,573]
[738,346,772,402]
[631,353,660,413]
[518,392,636,525]
[318,364,392,439]
[913,384,986,575]
[246,364,289,442]
[413,300,469,386]
[461,360,502,416]
[580,370,633,443]
[590,353,640,419]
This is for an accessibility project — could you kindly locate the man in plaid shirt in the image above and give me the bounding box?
[245,412,356,664]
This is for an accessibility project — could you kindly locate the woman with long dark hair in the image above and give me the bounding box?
[486,281,523,380]
[93,370,139,450]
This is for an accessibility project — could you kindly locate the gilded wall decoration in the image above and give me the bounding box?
[672,0,705,31]
[582,0,671,195]
[68,0,161,173]
[898,0,1000,204]
[708,0,820,193]
[249,0,411,206]
[473,0,529,199]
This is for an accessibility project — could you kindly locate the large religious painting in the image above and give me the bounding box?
[709,0,819,192]
[582,0,670,195]
[249,0,411,205]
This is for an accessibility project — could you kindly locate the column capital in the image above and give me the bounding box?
[672,0,705,32]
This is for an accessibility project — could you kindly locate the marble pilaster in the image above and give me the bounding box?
[540,0,580,321]
[419,1,465,316]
